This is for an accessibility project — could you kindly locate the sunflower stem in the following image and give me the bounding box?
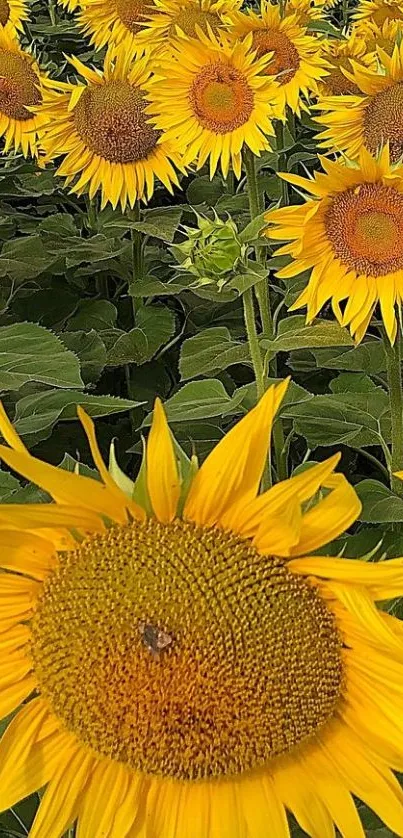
[243,148,287,486]
[130,200,143,318]
[242,287,265,403]
[384,330,403,496]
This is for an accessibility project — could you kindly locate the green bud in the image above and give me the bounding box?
[172,213,245,289]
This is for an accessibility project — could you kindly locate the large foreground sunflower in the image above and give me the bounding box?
[229,2,328,118]
[316,42,403,163]
[266,146,403,343]
[0,28,45,157]
[2,382,403,836]
[135,0,240,53]
[37,49,182,210]
[146,30,277,179]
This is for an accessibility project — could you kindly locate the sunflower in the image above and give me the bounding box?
[229,2,328,119]
[78,0,155,51]
[56,0,81,11]
[2,382,403,836]
[355,16,403,60]
[354,0,403,26]
[281,0,324,25]
[0,27,46,157]
[318,28,373,96]
[135,0,240,54]
[145,30,277,179]
[265,146,403,343]
[316,42,403,164]
[0,0,28,34]
[37,49,182,211]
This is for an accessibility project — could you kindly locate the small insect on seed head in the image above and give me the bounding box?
[139,622,173,658]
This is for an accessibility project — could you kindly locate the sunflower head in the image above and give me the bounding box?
[0,0,29,34]
[354,17,403,56]
[37,49,183,210]
[145,30,276,179]
[318,29,373,96]
[316,42,403,165]
[230,1,328,119]
[134,0,240,54]
[2,383,403,836]
[78,0,156,51]
[0,27,45,157]
[266,146,403,343]
[354,0,403,27]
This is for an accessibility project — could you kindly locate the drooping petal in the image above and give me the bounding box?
[146,398,180,523]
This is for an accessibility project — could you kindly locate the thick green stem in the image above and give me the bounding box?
[342,0,348,27]
[242,288,265,402]
[130,200,143,317]
[243,148,287,484]
[384,332,403,496]
[274,121,289,206]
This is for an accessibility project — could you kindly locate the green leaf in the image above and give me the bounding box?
[13,390,142,443]
[262,316,353,355]
[143,379,244,425]
[312,340,386,374]
[0,470,21,500]
[186,176,224,206]
[239,212,267,244]
[106,207,183,242]
[60,330,107,384]
[0,235,59,282]
[179,327,250,381]
[355,480,403,523]
[307,19,345,37]
[0,323,83,392]
[107,306,176,366]
[285,389,390,449]
[67,300,117,332]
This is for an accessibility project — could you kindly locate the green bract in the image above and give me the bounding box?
[172,214,246,290]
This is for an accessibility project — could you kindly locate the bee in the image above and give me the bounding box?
[139,622,173,658]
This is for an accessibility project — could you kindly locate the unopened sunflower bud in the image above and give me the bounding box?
[172,214,245,288]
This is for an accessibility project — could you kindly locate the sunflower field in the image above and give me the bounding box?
[3,0,403,835]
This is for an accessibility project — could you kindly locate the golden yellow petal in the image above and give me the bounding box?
[146,398,180,523]
[30,746,95,838]
[184,380,289,527]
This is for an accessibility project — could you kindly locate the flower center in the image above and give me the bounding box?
[325,57,362,96]
[189,62,254,133]
[0,49,41,121]
[73,80,160,164]
[0,0,10,26]
[30,519,344,781]
[372,2,403,26]
[252,29,300,85]
[114,0,152,33]
[363,80,403,163]
[324,182,403,276]
[168,7,221,36]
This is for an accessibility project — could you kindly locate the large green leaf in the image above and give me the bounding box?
[107,306,176,366]
[285,389,390,449]
[262,316,353,355]
[0,236,60,282]
[179,327,250,380]
[0,323,83,391]
[143,379,244,425]
[355,480,403,523]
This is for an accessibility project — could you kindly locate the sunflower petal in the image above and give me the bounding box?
[146,398,180,523]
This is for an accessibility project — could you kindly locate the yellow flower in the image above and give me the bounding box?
[56,0,80,10]
[354,0,403,26]
[0,27,45,157]
[145,30,276,179]
[2,382,403,836]
[134,0,240,54]
[78,0,154,51]
[316,42,403,164]
[229,1,328,118]
[354,16,403,56]
[318,28,373,96]
[286,0,324,25]
[0,0,29,35]
[266,147,403,343]
[37,48,182,211]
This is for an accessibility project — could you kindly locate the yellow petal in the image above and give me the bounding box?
[0,402,28,453]
[109,775,144,837]
[0,503,104,536]
[0,698,60,811]
[146,398,180,523]
[0,675,37,722]
[30,746,95,838]
[77,760,128,838]
[0,445,129,523]
[238,774,290,838]
[289,474,361,556]
[300,742,365,838]
[272,757,335,838]
[184,380,289,527]
[0,530,56,579]
[288,556,403,599]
